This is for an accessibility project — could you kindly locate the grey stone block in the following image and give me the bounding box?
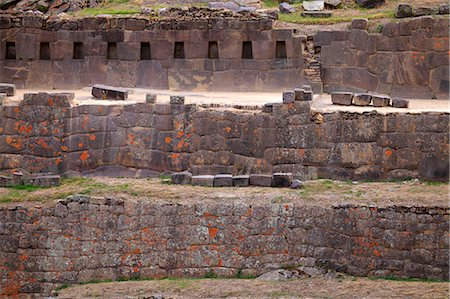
[171,171,192,185]
[249,174,273,187]
[146,93,157,104]
[290,179,304,189]
[262,103,274,113]
[214,174,233,187]
[372,95,391,107]
[92,84,128,101]
[414,6,439,17]
[302,85,313,92]
[283,91,295,104]
[395,4,413,18]
[32,175,60,187]
[331,92,353,105]
[0,83,16,96]
[0,175,14,187]
[439,4,449,14]
[170,95,185,105]
[301,11,332,18]
[392,97,409,108]
[352,93,372,106]
[233,175,250,187]
[192,175,215,187]
[294,88,313,101]
[272,173,293,187]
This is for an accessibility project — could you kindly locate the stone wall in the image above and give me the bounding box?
[0,197,448,297]
[317,16,449,99]
[0,93,448,181]
[0,14,307,92]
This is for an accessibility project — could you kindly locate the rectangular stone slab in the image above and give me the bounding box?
[249,174,273,187]
[172,171,192,185]
[214,174,233,187]
[92,84,128,101]
[331,92,353,106]
[0,83,16,96]
[192,175,214,187]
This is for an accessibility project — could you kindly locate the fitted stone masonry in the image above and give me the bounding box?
[0,92,448,181]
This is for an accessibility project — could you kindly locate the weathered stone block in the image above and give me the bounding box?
[351,18,368,30]
[232,175,250,187]
[0,93,6,104]
[249,174,272,187]
[192,175,214,187]
[171,171,192,185]
[272,172,293,187]
[0,83,15,96]
[294,88,313,101]
[352,93,372,106]
[170,95,185,105]
[331,92,353,105]
[262,103,274,113]
[283,91,295,104]
[214,174,233,187]
[395,4,413,18]
[439,4,449,14]
[302,85,313,92]
[372,95,391,107]
[392,97,409,108]
[414,6,439,17]
[290,179,304,189]
[146,93,157,104]
[92,84,128,101]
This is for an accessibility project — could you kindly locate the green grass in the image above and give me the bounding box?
[280,10,394,25]
[369,275,449,283]
[77,7,140,16]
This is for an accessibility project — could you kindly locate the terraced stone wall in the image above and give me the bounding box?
[0,197,448,297]
[0,93,448,181]
[317,16,449,99]
[0,14,306,92]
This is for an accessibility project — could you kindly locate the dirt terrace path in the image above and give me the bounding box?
[0,178,448,208]
[57,277,449,299]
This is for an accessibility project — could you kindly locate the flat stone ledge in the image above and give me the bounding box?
[0,83,16,96]
[92,84,128,101]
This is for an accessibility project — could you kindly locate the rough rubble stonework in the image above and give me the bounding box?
[0,197,448,297]
[0,93,448,181]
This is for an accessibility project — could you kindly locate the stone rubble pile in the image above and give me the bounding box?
[172,171,304,189]
[0,0,103,14]
[395,3,449,18]
[331,92,409,108]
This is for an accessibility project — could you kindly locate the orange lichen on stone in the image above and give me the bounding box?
[177,131,184,138]
[89,135,96,141]
[165,137,172,144]
[224,127,231,133]
[78,142,83,148]
[385,149,393,157]
[61,146,68,151]
[208,227,219,239]
[80,151,89,161]
[127,134,135,145]
[5,136,12,144]
[55,158,62,165]
[373,249,381,257]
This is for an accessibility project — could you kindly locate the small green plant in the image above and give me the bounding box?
[235,268,257,279]
[203,270,218,279]
[369,275,449,283]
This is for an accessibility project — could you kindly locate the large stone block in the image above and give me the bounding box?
[192,175,215,187]
[232,175,250,187]
[171,171,192,185]
[342,68,378,91]
[272,172,293,187]
[352,93,372,106]
[214,174,233,187]
[249,174,273,187]
[331,92,353,105]
[50,40,73,60]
